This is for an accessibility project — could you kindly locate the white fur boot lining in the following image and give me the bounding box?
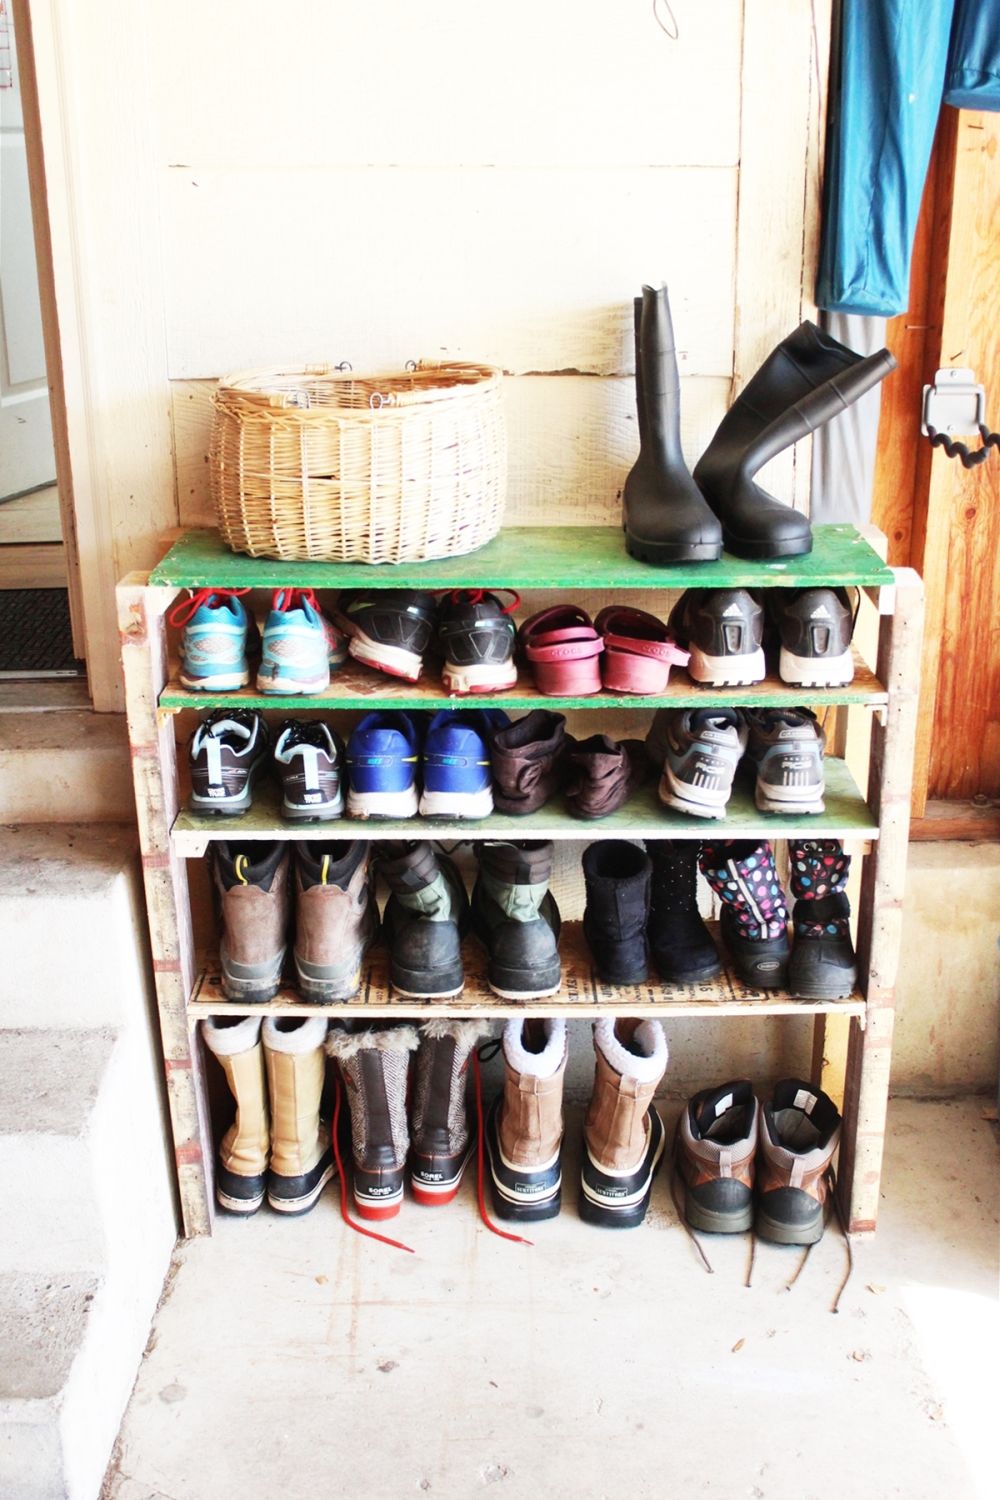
[325,1024,421,1061]
[262,1015,329,1055]
[594,1017,668,1084]
[201,1014,262,1057]
[421,1019,494,1050]
[503,1017,567,1079]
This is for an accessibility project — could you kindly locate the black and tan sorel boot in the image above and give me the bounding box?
[325,1025,420,1221]
[261,1016,335,1215]
[409,1021,493,1206]
[201,1015,270,1215]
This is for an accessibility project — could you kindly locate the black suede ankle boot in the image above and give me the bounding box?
[645,840,722,983]
[582,841,651,984]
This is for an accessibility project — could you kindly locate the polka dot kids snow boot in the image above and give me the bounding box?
[787,840,858,999]
[699,840,790,989]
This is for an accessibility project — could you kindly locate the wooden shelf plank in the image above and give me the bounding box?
[171,755,878,855]
[187,923,866,1022]
[160,648,885,714]
[150,523,895,591]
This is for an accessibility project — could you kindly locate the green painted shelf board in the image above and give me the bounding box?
[188,923,866,1021]
[149,524,894,591]
[171,757,876,855]
[160,650,885,713]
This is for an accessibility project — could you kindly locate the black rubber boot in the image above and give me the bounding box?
[693,321,896,559]
[378,842,469,999]
[645,840,722,983]
[581,841,651,984]
[623,285,724,564]
[471,841,561,999]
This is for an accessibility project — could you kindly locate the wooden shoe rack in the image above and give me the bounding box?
[117,523,922,1239]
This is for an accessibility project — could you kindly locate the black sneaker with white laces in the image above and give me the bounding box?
[188,710,269,815]
[768,587,856,687]
[273,720,345,821]
[436,589,519,695]
[334,590,438,683]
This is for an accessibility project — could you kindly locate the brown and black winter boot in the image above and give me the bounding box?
[484,1018,567,1222]
[579,1018,667,1229]
[471,841,561,999]
[201,1015,270,1214]
[213,841,290,1003]
[409,1020,493,1206]
[325,1024,419,1220]
[675,1078,759,1234]
[293,841,378,1001]
[262,1016,335,1215]
[756,1079,841,1245]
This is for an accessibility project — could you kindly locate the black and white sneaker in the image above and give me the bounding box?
[668,589,765,687]
[437,589,519,695]
[273,720,345,821]
[768,587,856,687]
[744,708,826,815]
[188,710,269,815]
[334,590,438,683]
[656,707,748,818]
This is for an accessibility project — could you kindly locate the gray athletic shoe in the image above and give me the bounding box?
[656,708,748,819]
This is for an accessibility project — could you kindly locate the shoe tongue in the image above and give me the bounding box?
[297,841,363,890]
[690,708,741,733]
[757,709,810,730]
[203,717,252,746]
[694,1080,753,1138]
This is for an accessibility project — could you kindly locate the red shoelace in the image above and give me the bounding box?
[167,587,251,627]
[328,1047,533,1252]
[272,587,321,613]
[437,587,521,616]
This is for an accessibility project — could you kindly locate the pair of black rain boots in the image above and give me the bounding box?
[581,839,721,986]
[623,284,896,562]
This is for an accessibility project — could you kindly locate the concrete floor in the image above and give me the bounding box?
[104,1098,998,1500]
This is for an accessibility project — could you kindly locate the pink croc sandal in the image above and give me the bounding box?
[519,605,604,696]
[595,606,690,694]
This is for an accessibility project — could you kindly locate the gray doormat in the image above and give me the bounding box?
[0,589,86,677]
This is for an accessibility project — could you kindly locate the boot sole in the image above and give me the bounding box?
[683,1194,753,1235]
[721,530,812,560]
[391,971,465,999]
[410,1143,475,1205]
[355,1189,404,1221]
[787,974,858,1000]
[487,974,561,1000]
[267,1161,336,1216]
[755,1205,824,1245]
[625,536,723,565]
[652,956,724,984]
[216,1190,265,1215]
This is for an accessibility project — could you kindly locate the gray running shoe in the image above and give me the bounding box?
[657,708,748,819]
[744,708,826,815]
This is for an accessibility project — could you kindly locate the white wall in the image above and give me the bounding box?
[146,0,826,528]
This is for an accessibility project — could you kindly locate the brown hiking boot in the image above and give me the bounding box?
[675,1079,759,1234]
[325,1024,419,1220]
[213,842,290,1003]
[755,1079,841,1244]
[565,735,646,819]
[261,1017,335,1215]
[579,1018,667,1228]
[293,841,378,1001]
[201,1015,270,1214]
[490,711,569,815]
[484,1018,566,1222]
[409,1020,493,1206]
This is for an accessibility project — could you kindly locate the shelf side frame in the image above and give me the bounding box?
[838,567,924,1234]
[117,575,214,1236]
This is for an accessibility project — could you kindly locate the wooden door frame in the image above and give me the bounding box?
[11,0,176,712]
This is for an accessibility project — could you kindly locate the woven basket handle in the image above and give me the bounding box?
[215,362,353,411]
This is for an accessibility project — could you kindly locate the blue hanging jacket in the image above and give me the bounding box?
[817,0,1000,317]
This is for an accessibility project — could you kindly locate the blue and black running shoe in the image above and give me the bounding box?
[419,709,509,819]
[346,711,422,819]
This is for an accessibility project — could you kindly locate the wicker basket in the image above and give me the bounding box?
[209,361,507,564]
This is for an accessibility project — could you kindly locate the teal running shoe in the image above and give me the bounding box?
[170,588,254,692]
[258,589,347,695]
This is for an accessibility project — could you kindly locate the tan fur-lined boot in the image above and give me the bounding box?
[484,1018,567,1223]
[580,1018,667,1229]
[325,1024,419,1221]
[409,1020,493,1206]
[261,1016,335,1215]
[201,1015,270,1215]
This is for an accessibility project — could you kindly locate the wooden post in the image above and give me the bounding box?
[838,568,924,1233]
[117,577,213,1236]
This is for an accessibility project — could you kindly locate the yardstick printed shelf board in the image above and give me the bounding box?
[187,923,867,1023]
[170,758,878,857]
[159,649,886,714]
[150,523,895,592]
